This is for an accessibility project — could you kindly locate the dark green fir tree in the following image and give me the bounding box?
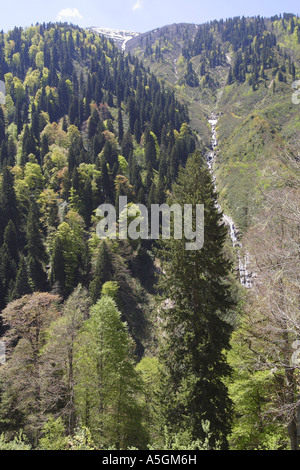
[157,151,236,450]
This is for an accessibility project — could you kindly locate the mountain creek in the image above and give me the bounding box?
[206,113,253,288]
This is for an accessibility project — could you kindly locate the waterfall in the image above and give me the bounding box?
[206,113,252,289]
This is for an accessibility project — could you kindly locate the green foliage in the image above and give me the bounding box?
[0,293,61,443]
[67,427,96,450]
[0,431,31,450]
[75,296,147,449]
[136,357,163,446]
[227,333,289,450]
[149,422,221,450]
[101,281,119,301]
[25,201,48,291]
[0,16,298,451]
[40,285,90,434]
[89,241,113,304]
[38,417,68,450]
[118,155,128,175]
[9,256,32,302]
[51,211,88,297]
[157,151,236,449]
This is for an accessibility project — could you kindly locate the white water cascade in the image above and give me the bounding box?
[206,113,252,289]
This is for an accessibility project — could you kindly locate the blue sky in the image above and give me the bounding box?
[1,0,300,33]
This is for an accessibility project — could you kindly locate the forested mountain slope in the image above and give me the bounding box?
[126,14,300,231]
[0,22,225,450]
[0,16,299,451]
[0,22,195,317]
[125,15,300,450]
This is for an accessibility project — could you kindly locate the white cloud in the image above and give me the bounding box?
[132,0,142,11]
[57,8,83,22]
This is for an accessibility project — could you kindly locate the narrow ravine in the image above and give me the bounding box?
[206,113,252,288]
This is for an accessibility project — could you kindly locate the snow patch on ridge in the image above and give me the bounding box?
[89,27,140,51]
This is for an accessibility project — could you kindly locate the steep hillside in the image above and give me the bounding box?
[0,23,233,450]
[0,16,299,451]
[126,14,300,232]
[126,23,212,143]
[0,22,195,352]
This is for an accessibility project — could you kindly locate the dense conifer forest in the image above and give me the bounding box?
[0,15,299,450]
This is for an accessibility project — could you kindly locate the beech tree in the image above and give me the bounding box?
[0,293,61,443]
[75,295,146,449]
[51,211,89,297]
[239,161,300,450]
[40,285,90,434]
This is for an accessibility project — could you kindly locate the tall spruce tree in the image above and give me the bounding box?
[157,151,236,449]
[0,165,18,230]
[0,107,5,147]
[25,201,48,292]
[8,255,32,301]
[82,176,93,227]
[89,241,113,305]
[3,220,19,264]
